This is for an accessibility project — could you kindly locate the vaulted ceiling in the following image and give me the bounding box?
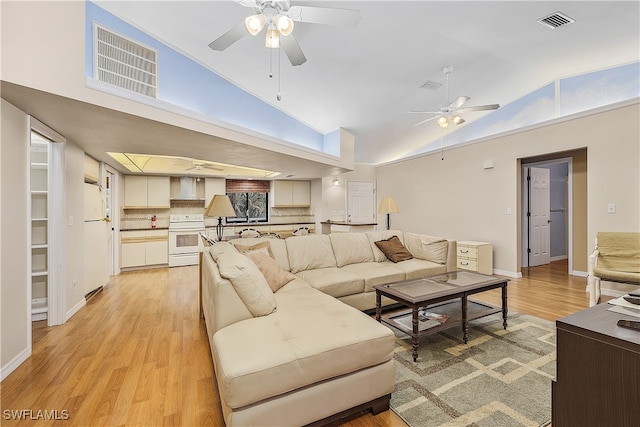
[94,0,639,166]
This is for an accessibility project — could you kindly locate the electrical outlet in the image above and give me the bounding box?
[506,207,512,215]
[608,204,616,214]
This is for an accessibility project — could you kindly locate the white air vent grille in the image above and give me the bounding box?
[421,80,442,90]
[94,25,158,97]
[538,12,575,29]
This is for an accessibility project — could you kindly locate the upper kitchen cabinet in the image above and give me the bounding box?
[123,175,170,209]
[84,154,100,183]
[272,180,311,207]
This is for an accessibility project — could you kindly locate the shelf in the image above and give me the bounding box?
[32,244,48,249]
[32,217,48,222]
[30,162,48,169]
[32,270,48,277]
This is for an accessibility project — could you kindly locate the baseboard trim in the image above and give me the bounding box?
[493,269,522,278]
[571,270,588,278]
[0,346,30,381]
[65,298,86,322]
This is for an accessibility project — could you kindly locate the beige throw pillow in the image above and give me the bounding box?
[215,250,277,317]
[246,251,297,292]
[234,241,274,259]
[375,236,413,263]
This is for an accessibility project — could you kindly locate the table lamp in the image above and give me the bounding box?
[378,197,399,230]
[204,195,236,241]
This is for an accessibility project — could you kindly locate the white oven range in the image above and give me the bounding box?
[168,214,205,267]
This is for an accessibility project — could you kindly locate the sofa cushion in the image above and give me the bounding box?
[388,259,448,280]
[245,251,297,292]
[596,232,640,275]
[232,238,292,272]
[233,240,274,258]
[286,235,337,273]
[366,230,405,262]
[375,236,413,263]
[341,262,406,292]
[403,233,449,264]
[212,287,394,409]
[329,233,375,267]
[213,247,277,317]
[295,268,365,298]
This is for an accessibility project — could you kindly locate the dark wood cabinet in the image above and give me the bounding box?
[552,303,640,426]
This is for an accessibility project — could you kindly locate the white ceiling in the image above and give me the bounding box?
[93,0,639,166]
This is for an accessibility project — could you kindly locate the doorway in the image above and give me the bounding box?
[520,148,588,277]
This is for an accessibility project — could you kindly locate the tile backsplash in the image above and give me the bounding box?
[121,204,315,230]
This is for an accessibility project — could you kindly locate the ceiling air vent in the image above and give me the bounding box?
[94,24,158,98]
[538,12,575,29]
[420,80,442,90]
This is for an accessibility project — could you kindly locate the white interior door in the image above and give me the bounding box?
[347,181,375,223]
[529,167,551,266]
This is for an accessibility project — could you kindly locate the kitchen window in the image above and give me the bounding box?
[225,180,270,223]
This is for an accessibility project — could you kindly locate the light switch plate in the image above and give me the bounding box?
[607,204,616,214]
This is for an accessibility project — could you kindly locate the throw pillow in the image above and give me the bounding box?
[375,236,413,263]
[404,233,448,264]
[245,251,297,292]
[216,250,277,317]
[234,241,274,259]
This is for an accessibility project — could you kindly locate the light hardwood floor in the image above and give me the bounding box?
[1,260,590,427]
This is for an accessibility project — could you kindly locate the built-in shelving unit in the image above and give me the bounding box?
[30,132,50,321]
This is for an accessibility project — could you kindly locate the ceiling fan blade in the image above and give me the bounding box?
[287,6,361,26]
[456,104,500,113]
[208,21,248,51]
[235,0,258,7]
[414,116,440,126]
[408,110,441,114]
[203,165,224,171]
[280,34,307,66]
[448,96,470,110]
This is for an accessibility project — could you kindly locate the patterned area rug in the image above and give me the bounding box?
[389,312,556,427]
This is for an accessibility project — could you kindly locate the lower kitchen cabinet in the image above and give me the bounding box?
[121,230,168,268]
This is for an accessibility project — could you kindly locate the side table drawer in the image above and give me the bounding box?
[457,246,478,258]
[458,258,478,271]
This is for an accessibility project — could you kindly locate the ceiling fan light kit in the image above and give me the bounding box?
[410,66,500,129]
[245,14,265,35]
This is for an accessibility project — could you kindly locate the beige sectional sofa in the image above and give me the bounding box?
[201,230,456,426]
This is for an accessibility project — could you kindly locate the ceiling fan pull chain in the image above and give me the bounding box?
[277,46,282,101]
[269,44,274,78]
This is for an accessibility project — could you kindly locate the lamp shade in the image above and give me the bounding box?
[204,195,236,218]
[378,197,399,214]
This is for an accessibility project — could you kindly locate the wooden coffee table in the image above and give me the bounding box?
[373,271,509,362]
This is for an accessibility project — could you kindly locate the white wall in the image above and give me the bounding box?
[377,102,640,276]
[66,141,87,317]
[1,99,30,379]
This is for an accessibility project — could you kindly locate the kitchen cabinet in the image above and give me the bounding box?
[84,154,100,183]
[123,175,170,208]
[272,180,311,207]
[457,241,493,275]
[121,230,168,268]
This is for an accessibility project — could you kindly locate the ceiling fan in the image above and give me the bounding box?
[410,66,500,128]
[208,0,361,66]
[174,161,224,173]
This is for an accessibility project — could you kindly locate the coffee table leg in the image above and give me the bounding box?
[412,308,419,362]
[502,283,508,329]
[462,296,469,344]
[375,292,381,322]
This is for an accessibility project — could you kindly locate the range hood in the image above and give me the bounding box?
[170,176,203,201]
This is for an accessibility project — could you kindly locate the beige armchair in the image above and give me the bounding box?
[587,232,640,306]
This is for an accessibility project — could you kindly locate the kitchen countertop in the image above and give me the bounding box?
[214,222,316,228]
[320,221,377,226]
[121,227,170,232]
